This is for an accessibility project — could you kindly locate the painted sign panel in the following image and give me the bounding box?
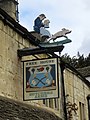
[23,58,59,100]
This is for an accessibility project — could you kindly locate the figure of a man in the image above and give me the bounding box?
[34,14,46,33]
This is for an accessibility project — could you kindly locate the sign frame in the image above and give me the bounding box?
[23,57,59,101]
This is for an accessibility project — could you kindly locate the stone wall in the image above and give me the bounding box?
[64,68,90,120]
[0,19,33,101]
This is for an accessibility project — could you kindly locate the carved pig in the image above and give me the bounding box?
[50,28,72,41]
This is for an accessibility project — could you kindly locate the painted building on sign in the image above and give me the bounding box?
[0,0,90,120]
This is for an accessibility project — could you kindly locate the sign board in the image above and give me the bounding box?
[23,58,59,100]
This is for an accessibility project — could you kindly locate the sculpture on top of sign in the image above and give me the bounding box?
[34,14,46,34]
[33,14,72,47]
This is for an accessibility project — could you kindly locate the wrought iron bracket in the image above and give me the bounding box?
[17,45,64,58]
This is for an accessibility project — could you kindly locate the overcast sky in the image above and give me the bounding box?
[18,0,90,57]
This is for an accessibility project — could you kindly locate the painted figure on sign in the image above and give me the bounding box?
[34,14,46,33]
[25,65,56,91]
[28,65,54,88]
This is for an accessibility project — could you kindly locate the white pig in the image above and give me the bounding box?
[49,28,72,41]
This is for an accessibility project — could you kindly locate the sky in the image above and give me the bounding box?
[18,0,90,57]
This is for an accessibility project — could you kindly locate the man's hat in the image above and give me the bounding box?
[39,14,46,18]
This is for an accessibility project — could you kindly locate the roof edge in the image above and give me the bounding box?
[0,8,40,47]
[65,62,90,88]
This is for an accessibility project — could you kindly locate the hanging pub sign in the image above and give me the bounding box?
[23,58,59,100]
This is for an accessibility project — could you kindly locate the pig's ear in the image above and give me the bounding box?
[62,28,66,30]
